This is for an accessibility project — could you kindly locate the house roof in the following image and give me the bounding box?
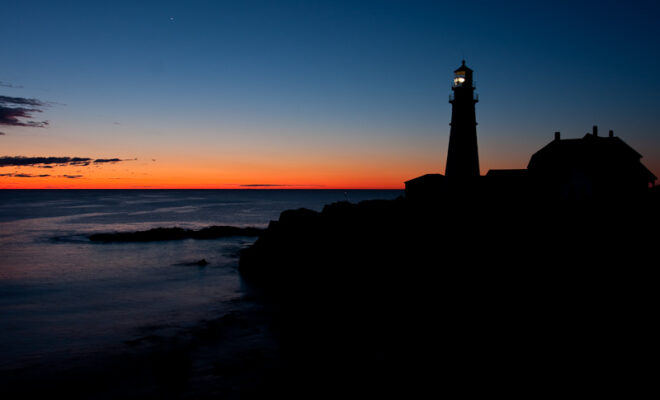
[485,169,529,178]
[404,173,445,185]
[528,133,656,182]
[530,134,641,166]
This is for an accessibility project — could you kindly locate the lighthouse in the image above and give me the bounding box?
[445,60,480,180]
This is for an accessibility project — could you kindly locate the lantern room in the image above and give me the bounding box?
[452,60,473,88]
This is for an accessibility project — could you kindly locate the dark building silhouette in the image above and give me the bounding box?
[527,126,656,200]
[445,60,480,180]
[405,60,479,200]
[483,168,530,201]
[406,62,656,202]
[404,173,447,200]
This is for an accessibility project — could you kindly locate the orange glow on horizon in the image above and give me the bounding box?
[1,133,450,189]
[0,160,416,189]
[0,178,406,190]
[3,146,657,189]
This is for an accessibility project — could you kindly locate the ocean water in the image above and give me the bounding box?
[0,189,401,372]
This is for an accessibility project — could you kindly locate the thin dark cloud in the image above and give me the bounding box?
[239,184,326,188]
[0,172,84,179]
[0,132,5,135]
[0,156,132,167]
[0,156,92,167]
[0,106,48,128]
[0,173,51,178]
[0,95,49,128]
[0,96,43,107]
[240,184,287,187]
[0,81,24,89]
[93,158,122,164]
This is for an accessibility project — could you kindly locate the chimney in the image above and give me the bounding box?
[593,125,598,137]
[609,129,614,138]
[554,131,560,141]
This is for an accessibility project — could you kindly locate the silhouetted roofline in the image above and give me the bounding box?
[527,132,656,183]
[529,133,644,169]
[582,133,642,158]
[454,60,473,73]
[404,173,445,185]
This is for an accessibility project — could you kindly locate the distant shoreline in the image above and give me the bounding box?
[88,226,265,243]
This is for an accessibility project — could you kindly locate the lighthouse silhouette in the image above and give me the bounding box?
[405,61,655,202]
[446,60,480,180]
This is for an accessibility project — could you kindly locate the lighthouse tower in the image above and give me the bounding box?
[445,60,480,180]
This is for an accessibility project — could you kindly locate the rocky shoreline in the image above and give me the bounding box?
[236,192,657,396]
[7,192,654,398]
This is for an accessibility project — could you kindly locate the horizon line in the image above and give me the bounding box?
[0,187,405,190]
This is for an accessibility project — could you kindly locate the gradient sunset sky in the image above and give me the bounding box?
[2,0,659,189]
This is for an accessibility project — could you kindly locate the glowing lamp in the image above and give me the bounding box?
[454,71,466,87]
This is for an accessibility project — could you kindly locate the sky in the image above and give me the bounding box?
[1,0,659,189]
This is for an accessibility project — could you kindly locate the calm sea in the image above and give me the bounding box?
[0,189,401,372]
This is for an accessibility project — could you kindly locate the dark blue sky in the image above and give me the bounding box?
[2,0,659,187]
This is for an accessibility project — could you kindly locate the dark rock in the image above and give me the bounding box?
[89,226,264,243]
[238,193,658,396]
[89,227,188,242]
[176,258,209,267]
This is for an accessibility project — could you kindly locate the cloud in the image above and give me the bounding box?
[0,173,51,178]
[0,132,5,135]
[0,95,49,128]
[0,95,44,107]
[0,107,48,128]
[240,184,287,187]
[239,184,326,188]
[0,81,24,89]
[0,156,92,167]
[0,156,133,168]
[93,158,122,164]
[0,172,84,179]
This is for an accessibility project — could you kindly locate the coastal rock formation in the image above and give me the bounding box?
[239,194,657,396]
[176,259,210,267]
[235,61,658,395]
[89,226,263,243]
